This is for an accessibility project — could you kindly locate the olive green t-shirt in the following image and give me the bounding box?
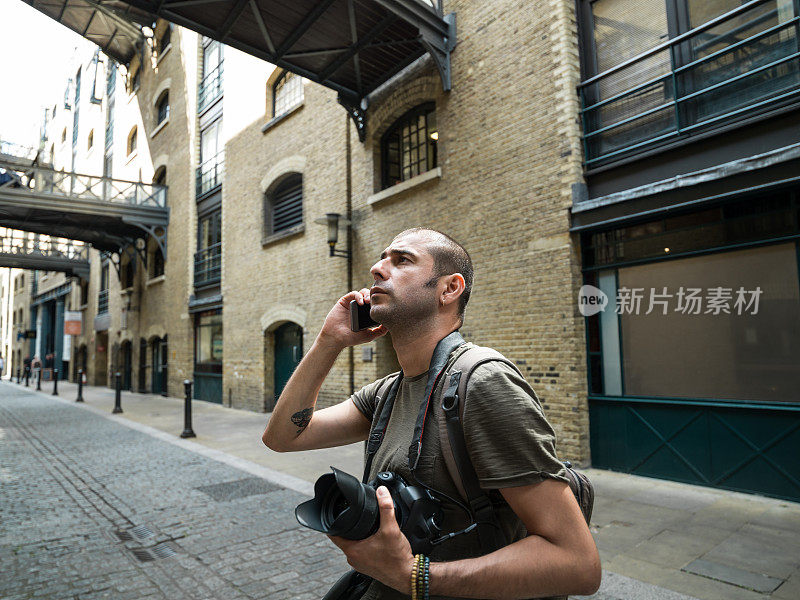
[349,353,568,600]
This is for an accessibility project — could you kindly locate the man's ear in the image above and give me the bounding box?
[441,273,466,307]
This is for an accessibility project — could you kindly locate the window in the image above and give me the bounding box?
[265,173,303,236]
[199,40,223,112]
[272,71,303,118]
[153,166,167,205]
[121,254,135,289]
[158,24,172,55]
[583,191,800,403]
[381,103,438,189]
[578,0,800,165]
[127,126,137,156]
[61,128,67,143]
[196,210,222,286]
[197,120,223,196]
[195,311,222,366]
[98,262,109,314]
[149,236,165,279]
[156,91,170,125]
[87,129,94,150]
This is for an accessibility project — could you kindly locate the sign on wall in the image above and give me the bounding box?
[64,311,82,336]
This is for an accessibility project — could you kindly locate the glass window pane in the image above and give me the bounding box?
[616,243,800,403]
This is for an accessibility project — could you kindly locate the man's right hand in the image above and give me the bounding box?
[318,288,388,350]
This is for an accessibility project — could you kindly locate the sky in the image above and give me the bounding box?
[0,0,94,147]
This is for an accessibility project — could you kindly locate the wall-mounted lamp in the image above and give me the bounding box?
[314,212,351,258]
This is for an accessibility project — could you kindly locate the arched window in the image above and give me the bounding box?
[127,126,137,156]
[156,91,169,125]
[265,173,303,236]
[272,71,303,118]
[148,234,165,279]
[380,102,438,189]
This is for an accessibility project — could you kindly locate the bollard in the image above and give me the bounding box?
[180,380,196,438]
[36,369,41,391]
[16,367,21,384]
[76,369,84,403]
[113,372,123,413]
[24,367,30,387]
[52,369,59,396]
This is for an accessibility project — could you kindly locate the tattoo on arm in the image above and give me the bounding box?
[291,408,313,433]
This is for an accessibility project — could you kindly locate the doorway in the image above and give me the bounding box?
[272,322,302,410]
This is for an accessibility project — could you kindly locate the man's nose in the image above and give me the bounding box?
[370,258,388,281]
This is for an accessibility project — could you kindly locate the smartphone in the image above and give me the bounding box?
[350,299,379,332]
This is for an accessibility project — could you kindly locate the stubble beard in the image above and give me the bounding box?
[370,278,439,336]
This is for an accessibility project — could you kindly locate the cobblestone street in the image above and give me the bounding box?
[0,382,348,600]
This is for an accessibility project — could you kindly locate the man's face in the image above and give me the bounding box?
[368,232,439,328]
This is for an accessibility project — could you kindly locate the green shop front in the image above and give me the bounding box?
[579,190,800,502]
[191,302,222,404]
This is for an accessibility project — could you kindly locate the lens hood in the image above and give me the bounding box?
[295,467,379,539]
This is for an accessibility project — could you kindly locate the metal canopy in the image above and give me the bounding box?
[22,0,150,65]
[30,0,456,141]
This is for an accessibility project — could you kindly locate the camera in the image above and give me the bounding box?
[295,467,444,554]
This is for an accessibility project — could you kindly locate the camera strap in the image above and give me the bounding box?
[361,330,465,484]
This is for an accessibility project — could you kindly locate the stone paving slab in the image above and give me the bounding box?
[682,559,783,594]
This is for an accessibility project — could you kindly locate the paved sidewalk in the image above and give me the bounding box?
[3,377,800,599]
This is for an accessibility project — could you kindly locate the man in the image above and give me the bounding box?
[263,228,600,599]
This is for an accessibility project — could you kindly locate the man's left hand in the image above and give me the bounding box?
[328,486,415,594]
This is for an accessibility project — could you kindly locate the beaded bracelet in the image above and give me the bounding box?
[411,554,420,600]
[417,554,424,599]
[422,555,430,600]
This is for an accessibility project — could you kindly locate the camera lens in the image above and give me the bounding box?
[321,486,351,530]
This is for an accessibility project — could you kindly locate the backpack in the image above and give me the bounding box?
[368,340,594,552]
[436,345,595,533]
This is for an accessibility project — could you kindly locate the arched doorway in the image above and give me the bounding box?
[120,341,133,391]
[74,344,88,382]
[271,322,302,411]
[150,336,168,395]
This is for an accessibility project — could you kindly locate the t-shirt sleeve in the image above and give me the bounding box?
[349,376,389,422]
[462,362,568,489]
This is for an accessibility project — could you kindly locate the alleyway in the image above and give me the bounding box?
[2,379,799,600]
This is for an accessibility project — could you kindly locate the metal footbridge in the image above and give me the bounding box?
[0,143,168,259]
[0,231,90,279]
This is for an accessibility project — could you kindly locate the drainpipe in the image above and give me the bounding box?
[346,114,354,396]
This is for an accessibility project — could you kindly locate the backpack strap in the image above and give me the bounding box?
[437,347,521,552]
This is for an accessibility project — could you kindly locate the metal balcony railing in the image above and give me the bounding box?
[579,0,800,166]
[0,233,89,260]
[194,243,221,287]
[0,160,167,208]
[199,61,223,113]
[98,288,109,314]
[196,154,224,198]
